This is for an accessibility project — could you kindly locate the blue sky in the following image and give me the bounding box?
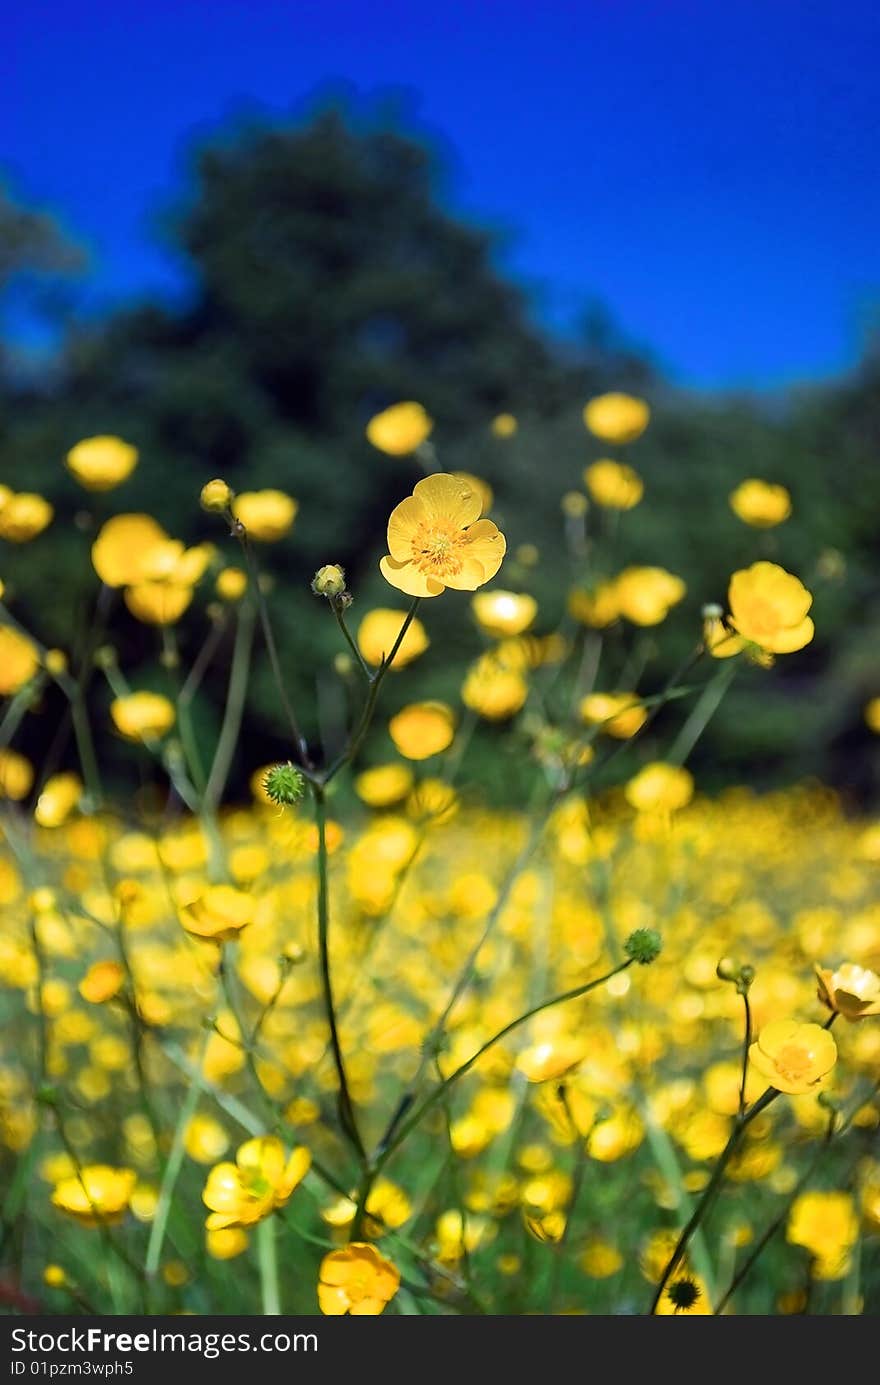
[5,0,880,390]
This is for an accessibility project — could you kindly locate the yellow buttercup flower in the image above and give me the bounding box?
[379,473,506,597]
[389,701,456,759]
[787,1191,858,1279]
[206,1227,249,1260]
[490,413,518,438]
[354,764,414,808]
[655,1275,712,1315]
[110,692,176,742]
[584,459,644,510]
[702,609,746,659]
[181,885,254,942]
[232,491,297,542]
[471,590,537,638]
[91,514,169,588]
[202,1136,310,1230]
[317,1242,400,1315]
[34,772,83,827]
[579,691,646,739]
[357,608,429,669]
[184,1115,230,1165]
[864,698,880,734]
[366,401,433,456]
[78,961,126,1004]
[815,963,880,1021]
[124,583,194,626]
[625,763,694,814]
[51,1166,137,1226]
[0,748,34,800]
[216,567,248,601]
[0,493,53,542]
[568,582,620,629]
[65,436,138,491]
[462,652,529,721]
[615,567,686,626]
[748,1019,837,1095]
[583,393,650,444]
[200,479,234,513]
[516,1038,585,1083]
[729,479,792,528]
[727,562,814,655]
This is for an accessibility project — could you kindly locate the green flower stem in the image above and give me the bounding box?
[738,990,753,1118]
[649,1086,779,1313]
[203,601,256,811]
[314,784,366,1163]
[257,1217,281,1315]
[667,660,740,767]
[372,958,635,1180]
[333,606,372,680]
[236,529,315,774]
[145,1048,207,1277]
[323,597,421,784]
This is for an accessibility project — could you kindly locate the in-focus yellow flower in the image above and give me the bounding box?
[65,436,138,491]
[0,493,53,542]
[216,567,248,601]
[729,479,792,528]
[78,961,125,1004]
[34,773,83,827]
[200,479,234,513]
[462,652,529,721]
[615,567,686,626]
[727,562,814,654]
[0,748,34,800]
[354,764,414,808]
[232,491,297,542]
[579,691,646,739]
[110,692,176,741]
[91,514,169,587]
[51,1166,137,1226]
[864,699,880,734]
[181,885,254,942]
[568,582,620,629]
[816,963,880,1021]
[389,701,455,759]
[584,459,644,510]
[748,1019,837,1095]
[0,625,40,694]
[317,1242,400,1315]
[366,401,433,456]
[471,590,537,638]
[379,474,506,597]
[357,608,429,669]
[625,763,694,815]
[202,1137,310,1230]
[583,393,650,444]
[490,413,518,438]
[787,1191,858,1279]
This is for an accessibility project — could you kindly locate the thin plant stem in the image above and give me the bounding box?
[145,1051,207,1277]
[333,606,372,680]
[738,990,753,1118]
[203,602,256,810]
[257,1217,281,1315]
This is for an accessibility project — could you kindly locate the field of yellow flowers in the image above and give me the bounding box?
[2,395,880,1318]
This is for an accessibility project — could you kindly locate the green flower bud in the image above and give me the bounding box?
[312,565,347,598]
[624,928,662,965]
[262,762,306,807]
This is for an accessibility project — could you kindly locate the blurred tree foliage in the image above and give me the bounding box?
[2,111,879,807]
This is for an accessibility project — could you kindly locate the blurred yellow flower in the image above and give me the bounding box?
[748,1019,837,1095]
[728,562,814,654]
[568,582,620,628]
[729,479,792,527]
[216,567,248,601]
[516,1038,585,1083]
[615,566,686,626]
[471,590,537,638]
[864,698,880,734]
[583,392,650,444]
[380,473,506,597]
[787,1191,858,1278]
[91,514,169,588]
[579,691,646,739]
[124,582,194,626]
[625,763,694,814]
[232,490,297,542]
[184,1115,230,1165]
[655,1275,712,1315]
[357,608,429,669]
[202,1137,310,1230]
[451,471,494,514]
[354,763,414,807]
[65,436,138,491]
[34,772,83,827]
[584,459,644,510]
[51,1165,136,1226]
[0,493,53,542]
[110,692,176,741]
[78,961,125,1004]
[181,885,254,942]
[0,748,34,800]
[389,701,455,759]
[462,652,529,721]
[366,401,433,456]
[317,1242,400,1315]
[815,962,880,1021]
[206,1227,249,1260]
[490,413,518,438]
